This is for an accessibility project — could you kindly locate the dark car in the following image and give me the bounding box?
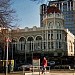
[18,63,32,71]
[48,61,55,66]
[47,61,55,69]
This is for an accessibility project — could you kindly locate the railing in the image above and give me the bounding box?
[22,66,50,75]
[22,65,75,75]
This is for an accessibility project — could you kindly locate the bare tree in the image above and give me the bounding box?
[0,0,16,28]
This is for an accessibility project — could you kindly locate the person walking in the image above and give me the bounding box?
[42,57,47,74]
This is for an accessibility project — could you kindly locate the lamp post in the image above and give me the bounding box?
[0,27,10,75]
[6,38,9,75]
[6,37,11,75]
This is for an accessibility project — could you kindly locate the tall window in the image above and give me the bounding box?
[60,34,61,39]
[59,31,61,39]
[48,34,50,40]
[19,37,26,51]
[35,36,42,50]
[57,22,61,28]
[48,31,50,40]
[56,41,61,49]
[57,31,59,39]
[44,42,46,50]
[56,41,58,49]
[48,22,51,27]
[57,31,62,39]
[48,42,50,49]
[51,42,53,49]
[27,37,34,51]
[51,31,53,40]
[59,42,61,48]
[48,22,53,28]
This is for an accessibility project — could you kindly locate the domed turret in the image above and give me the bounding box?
[47,6,61,14]
[42,5,64,29]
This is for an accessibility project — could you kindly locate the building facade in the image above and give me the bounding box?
[0,5,74,67]
[40,0,75,35]
[6,6,74,64]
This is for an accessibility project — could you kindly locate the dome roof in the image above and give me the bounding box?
[46,6,61,14]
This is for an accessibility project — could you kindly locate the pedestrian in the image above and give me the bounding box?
[41,57,47,74]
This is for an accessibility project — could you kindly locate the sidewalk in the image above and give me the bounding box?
[25,72,75,75]
[0,70,75,75]
[0,71,22,75]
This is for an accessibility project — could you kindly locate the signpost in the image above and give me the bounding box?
[33,58,40,67]
[33,58,40,75]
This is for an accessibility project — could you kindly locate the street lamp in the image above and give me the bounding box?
[0,27,11,75]
[6,38,9,75]
[6,37,11,75]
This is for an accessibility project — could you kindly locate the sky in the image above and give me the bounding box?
[12,0,42,28]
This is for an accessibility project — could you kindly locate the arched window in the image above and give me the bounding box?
[12,38,17,42]
[27,37,34,41]
[12,38,17,53]
[19,37,26,51]
[27,37,34,51]
[57,22,61,28]
[36,36,42,40]
[35,36,42,50]
[19,37,26,42]
[48,22,53,28]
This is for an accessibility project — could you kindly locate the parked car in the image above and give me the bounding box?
[47,61,55,69]
[18,63,32,71]
[48,61,55,66]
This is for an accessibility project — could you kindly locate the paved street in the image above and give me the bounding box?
[0,70,75,75]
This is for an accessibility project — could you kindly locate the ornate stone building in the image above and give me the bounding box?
[7,6,74,64]
[40,0,75,35]
[0,5,75,66]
